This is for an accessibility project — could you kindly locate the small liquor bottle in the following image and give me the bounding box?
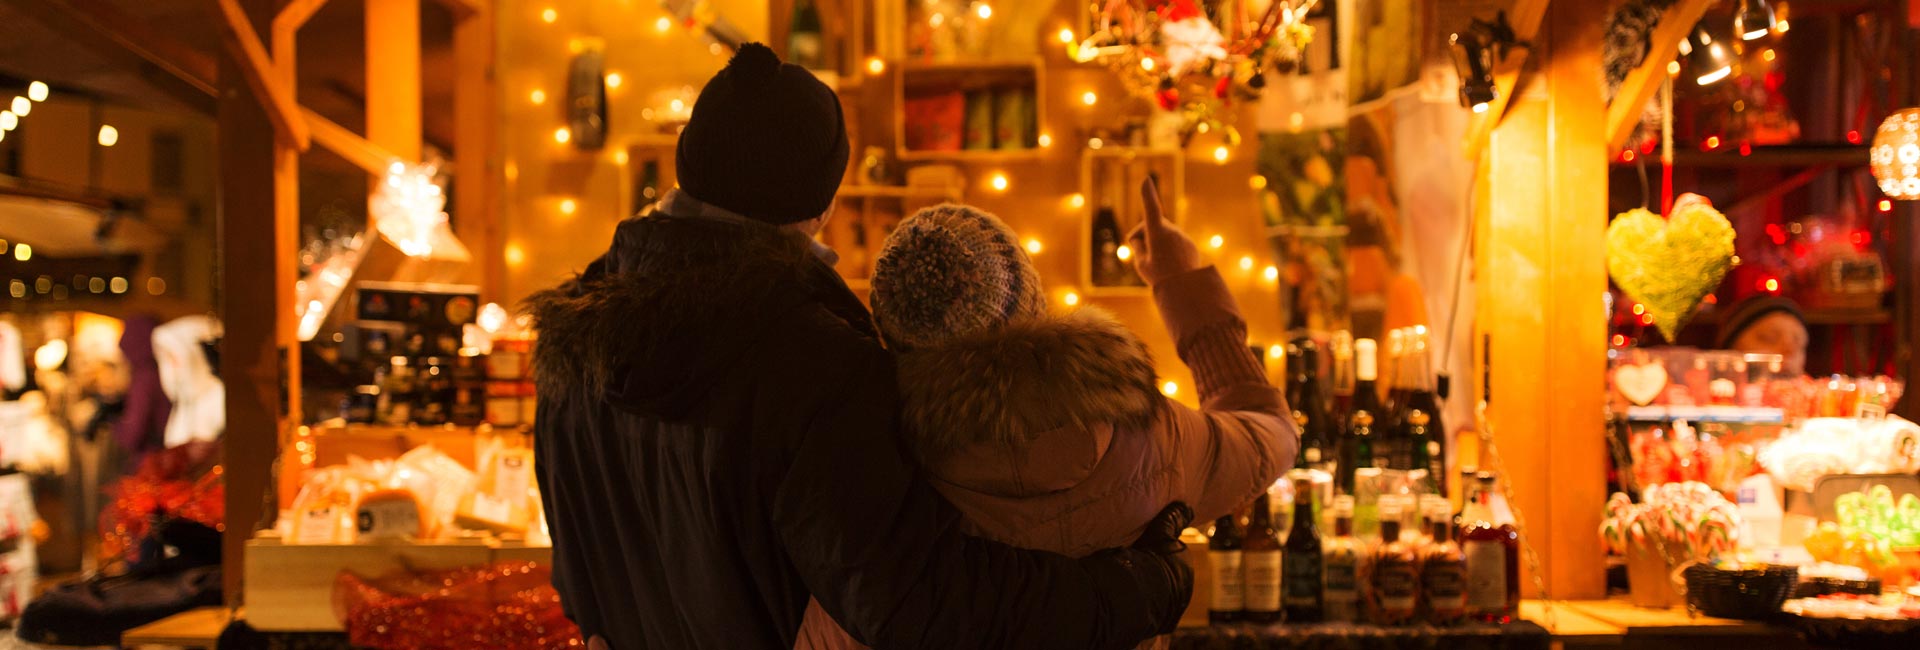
[1462,471,1521,623]
[1208,514,1245,624]
[1366,504,1419,625]
[1243,494,1284,624]
[1282,477,1323,623]
[1421,508,1468,624]
[1321,496,1364,623]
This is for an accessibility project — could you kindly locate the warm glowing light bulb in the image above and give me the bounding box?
[110,277,128,294]
[1058,28,1075,44]
[504,243,527,267]
[554,127,571,144]
[1761,48,1776,62]
[147,277,166,295]
[1161,381,1179,397]
[1764,278,1780,292]
[655,16,672,32]
[605,72,623,89]
[27,81,47,102]
[530,89,547,105]
[1037,133,1053,147]
[866,57,886,75]
[1880,199,1894,212]
[13,243,30,261]
[10,97,28,116]
[1115,245,1133,261]
[1268,345,1285,360]
[1063,291,1081,307]
[990,173,1009,192]
[0,112,14,130]
[541,7,557,23]
[1249,175,1267,190]
[1141,58,1156,71]
[559,198,578,215]
[1024,238,1043,254]
[1208,234,1224,249]
[1667,61,1682,76]
[1212,146,1230,163]
[1472,102,1489,114]
[97,124,117,146]
[1069,193,1086,209]
[1239,255,1254,270]
[975,3,992,20]
[614,150,630,165]
[1263,265,1280,281]
[1081,91,1098,106]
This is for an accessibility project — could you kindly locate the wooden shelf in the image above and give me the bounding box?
[895,58,1045,163]
[1086,145,1182,159]
[896,147,1046,162]
[1803,306,1891,325]
[1611,144,1870,168]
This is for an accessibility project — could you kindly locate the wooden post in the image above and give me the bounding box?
[1476,0,1610,599]
[365,0,422,162]
[218,0,287,605]
[453,0,500,299]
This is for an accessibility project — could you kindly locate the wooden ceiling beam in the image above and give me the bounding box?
[212,0,311,150]
[1605,0,1715,151]
[1461,0,1551,161]
[303,106,399,176]
[8,0,218,113]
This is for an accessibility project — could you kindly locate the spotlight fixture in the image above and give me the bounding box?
[1678,25,1733,86]
[1448,10,1528,114]
[1734,0,1776,41]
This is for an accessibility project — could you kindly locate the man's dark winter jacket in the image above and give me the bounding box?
[527,213,1179,649]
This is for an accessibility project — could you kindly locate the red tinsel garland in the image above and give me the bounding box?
[99,451,224,562]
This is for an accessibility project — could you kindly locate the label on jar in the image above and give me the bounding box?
[1464,540,1510,611]
[1243,550,1283,613]
[1323,554,1360,621]
[1423,558,1468,612]
[1373,559,1417,613]
[1209,550,1244,611]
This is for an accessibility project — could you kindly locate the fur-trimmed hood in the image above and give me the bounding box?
[896,307,1161,496]
[524,213,872,419]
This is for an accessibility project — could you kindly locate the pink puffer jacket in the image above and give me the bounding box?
[796,266,1298,650]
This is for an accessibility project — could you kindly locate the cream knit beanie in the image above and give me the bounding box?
[871,204,1047,350]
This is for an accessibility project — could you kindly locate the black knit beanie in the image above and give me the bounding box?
[676,43,849,225]
[1715,295,1805,349]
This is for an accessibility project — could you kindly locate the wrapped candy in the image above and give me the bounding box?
[1760,416,1920,492]
[1600,481,1744,563]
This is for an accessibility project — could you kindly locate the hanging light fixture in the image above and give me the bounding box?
[1872,108,1920,200]
[1448,11,1526,114]
[1678,25,1732,86]
[1734,0,1776,41]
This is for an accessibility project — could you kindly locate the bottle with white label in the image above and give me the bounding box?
[1243,493,1284,624]
[1462,471,1519,623]
[1366,503,1419,624]
[1321,496,1363,623]
[1208,514,1245,623]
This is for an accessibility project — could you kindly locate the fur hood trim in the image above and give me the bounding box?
[896,307,1160,462]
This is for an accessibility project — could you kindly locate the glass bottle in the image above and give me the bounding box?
[1462,471,1520,623]
[1208,514,1245,624]
[1400,327,1448,492]
[1243,494,1284,624]
[787,0,824,70]
[1366,504,1419,625]
[1382,329,1409,468]
[1321,496,1363,623]
[1282,477,1323,622]
[1290,340,1335,472]
[1340,338,1387,494]
[1421,508,1468,625]
[1329,331,1356,424]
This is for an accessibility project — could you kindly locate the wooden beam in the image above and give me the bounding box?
[1605,0,1715,151]
[430,0,483,21]
[275,0,331,33]
[9,0,217,112]
[218,0,288,606]
[303,106,401,175]
[212,0,311,150]
[453,0,501,299]
[366,0,423,163]
[1461,0,1551,161]
[271,0,331,81]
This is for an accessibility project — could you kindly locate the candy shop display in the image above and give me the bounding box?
[277,443,548,545]
[1802,486,1920,586]
[1759,417,1920,493]
[1627,420,1755,494]
[1601,482,1743,607]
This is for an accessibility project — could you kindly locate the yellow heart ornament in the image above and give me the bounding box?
[1606,197,1736,342]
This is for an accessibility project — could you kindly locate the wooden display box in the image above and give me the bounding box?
[1080,146,1185,297]
[242,534,551,632]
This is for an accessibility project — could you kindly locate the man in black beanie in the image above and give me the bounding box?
[529,43,1192,650]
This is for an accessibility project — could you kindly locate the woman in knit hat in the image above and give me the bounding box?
[793,179,1300,650]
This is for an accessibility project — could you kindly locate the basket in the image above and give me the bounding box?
[1682,563,1797,620]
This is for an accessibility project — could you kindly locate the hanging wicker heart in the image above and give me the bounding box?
[1606,195,1736,342]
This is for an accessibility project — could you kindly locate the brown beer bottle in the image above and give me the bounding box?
[1242,493,1284,624]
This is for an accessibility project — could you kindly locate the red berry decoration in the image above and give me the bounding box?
[1156,88,1180,111]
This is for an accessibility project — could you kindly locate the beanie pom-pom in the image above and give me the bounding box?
[728,43,782,84]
